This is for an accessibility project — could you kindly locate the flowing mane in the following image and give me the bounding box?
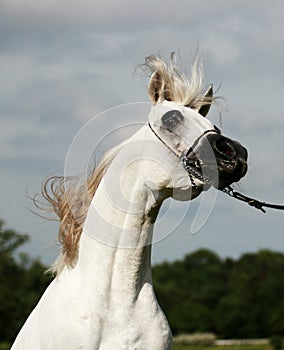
[39,53,214,275]
[38,145,122,275]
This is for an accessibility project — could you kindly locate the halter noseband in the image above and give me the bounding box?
[148,122,284,213]
[148,121,220,190]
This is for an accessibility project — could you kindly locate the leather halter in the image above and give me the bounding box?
[148,121,220,189]
[148,122,284,213]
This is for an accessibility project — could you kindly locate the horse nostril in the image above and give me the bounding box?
[214,138,235,159]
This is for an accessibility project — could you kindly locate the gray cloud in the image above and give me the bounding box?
[1,0,284,266]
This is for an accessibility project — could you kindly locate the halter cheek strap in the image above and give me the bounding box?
[148,122,183,159]
[148,122,219,158]
[148,122,284,213]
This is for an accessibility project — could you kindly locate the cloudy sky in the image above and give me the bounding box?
[1,0,284,266]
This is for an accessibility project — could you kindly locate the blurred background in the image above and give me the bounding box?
[1,0,284,347]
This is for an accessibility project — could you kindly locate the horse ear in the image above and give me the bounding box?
[148,71,165,104]
[197,84,213,117]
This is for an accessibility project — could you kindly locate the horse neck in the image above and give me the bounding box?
[76,130,168,299]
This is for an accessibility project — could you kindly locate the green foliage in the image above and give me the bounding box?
[2,217,284,344]
[153,248,284,339]
[173,346,268,350]
[0,220,52,343]
[270,336,283,350]
[0,343,11,350]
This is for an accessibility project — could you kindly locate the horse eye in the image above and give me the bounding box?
[161,110,184,130]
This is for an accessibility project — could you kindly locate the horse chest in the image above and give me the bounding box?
[15,276,172,350]
[77,282,172,349]
[96,302,172,350]
[97,285,172,349]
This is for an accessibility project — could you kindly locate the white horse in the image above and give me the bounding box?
[11,54,247,349]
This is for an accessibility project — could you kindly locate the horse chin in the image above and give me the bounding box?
[187,164,242,191]
[206,170,241,190]
[172,186,203,201]
[214,179,233,190]
[216,164,248,190]
[195,157,247,190]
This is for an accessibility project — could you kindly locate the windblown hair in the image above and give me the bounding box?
[37,145,122,275]
[39,52,216,275]
[143,52,215,109]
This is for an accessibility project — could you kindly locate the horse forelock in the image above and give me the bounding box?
[142,52,215,110]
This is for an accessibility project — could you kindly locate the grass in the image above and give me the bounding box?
[173,345,269,350]
[0,343,11,350]
[0,342,270,350]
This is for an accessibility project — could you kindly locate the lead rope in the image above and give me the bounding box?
[222,186,284,213]
[182,156,284,213]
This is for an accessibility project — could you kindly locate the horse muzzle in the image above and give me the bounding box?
[185,133,248,190]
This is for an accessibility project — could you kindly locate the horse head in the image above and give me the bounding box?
[146,54,248,199]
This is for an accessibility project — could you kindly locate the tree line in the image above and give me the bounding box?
[1,218,284,344]
[0,220,51,343]
[153,248,284,338]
